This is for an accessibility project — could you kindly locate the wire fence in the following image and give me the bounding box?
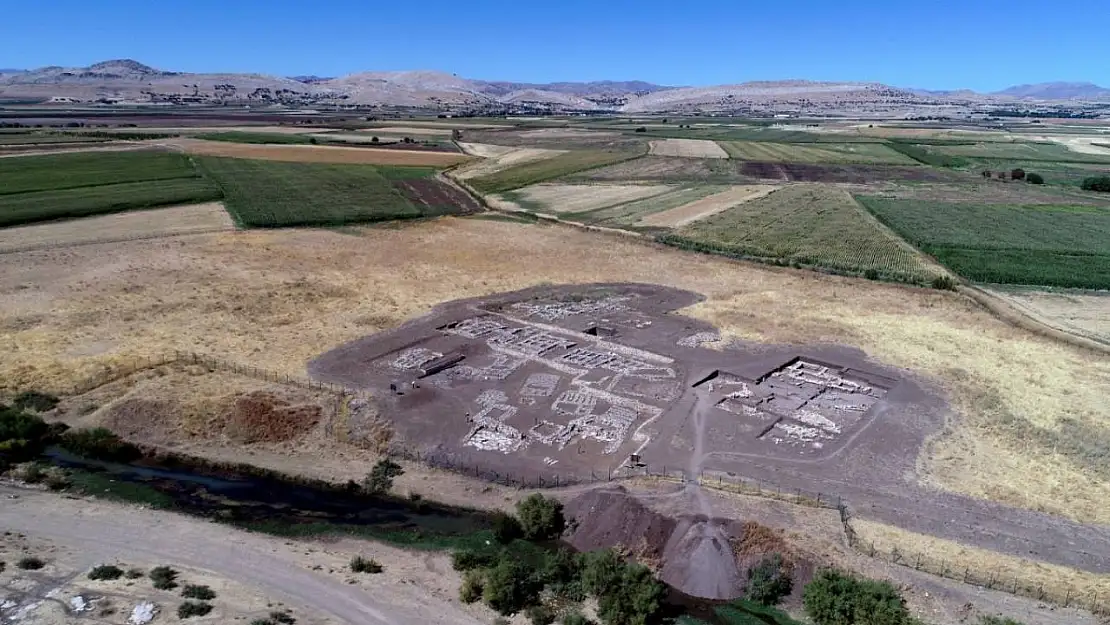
[61,351,1107,616]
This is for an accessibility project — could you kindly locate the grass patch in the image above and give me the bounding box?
[0,151,203,195]
[662,185,943,285]
[0,179,222,228]
[886,142,970,168]
[857,197,1110,288]
[65,469,176,509]
[567,185,729,226]
[194,156,425,227]
[468,149,644,194]
[232,519,495,552]
[195,131,314,145]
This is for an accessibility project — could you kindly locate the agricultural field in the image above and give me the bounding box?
[194,156,470,227]
[0,151,221,227]
[564,185,732,226]
[857,197,1110,288]
[465,148,644,194]
[176,138,469,166]
[0,131,110,145]
[719,141,917,165]
[194,131,315,144]
[498,183,673,213]
[648,138,729,159]
[638,185,778,227]
[926,141,1110,164]
[0,202,234,253]
[662,185,946,284]
[983,286,1110,346]
[453,143,565,180]
[577,156,955,184]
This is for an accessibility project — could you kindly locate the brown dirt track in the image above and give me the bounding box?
[168,138,470,166]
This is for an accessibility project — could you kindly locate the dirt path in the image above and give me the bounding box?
[0,486,484,625]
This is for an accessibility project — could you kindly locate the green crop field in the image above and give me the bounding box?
[567,185,729,226]
[467,149,645,194]
[0,151,221,227]
[0,150,203,195]
[0,179,222,228]
[194,131,314,145]
[0,132,110,145]
[659,185,944,284]
[928,141,1110,164]
[194,156,434,227]
[958,159,1110,187]
[857,197,1110,288]
[718,141,915,165]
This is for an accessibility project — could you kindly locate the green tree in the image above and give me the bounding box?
[746,554,793,606]
[1081,175,1110,192]
[803,569,909,625]
[1026,172,1044,185]
[482,556,541,615]
[363,458,404,494]
[492,512,524,543]
[596,563,665,625]
[516,494,565,541]
[580,549,625,597]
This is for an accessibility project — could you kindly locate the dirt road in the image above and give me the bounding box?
[0,486,483,625]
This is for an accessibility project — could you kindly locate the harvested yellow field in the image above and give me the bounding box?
[506,183,675,214]
[453,143,566,180]
[173,139,469,166]
[639,185,779,227]
[0,203,234,253]
[358,126,453,137]
[648,138,729,159]
[984,287,1110,346]
[1,219,1108,526]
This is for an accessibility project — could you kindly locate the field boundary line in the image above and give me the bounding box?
[959,285,1110,355]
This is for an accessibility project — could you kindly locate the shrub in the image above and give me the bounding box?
[864,268,880,280]
[1026,172,1044,185]
[1081,175,1110,192]
[88,564,125,581]
[492,512,524,543]
[269,611,296,624]
[482,556,542,615]
[1010,168,1026,180]
[17,556,45,570]
[0,561,5,573]
[182,584,217,600]
[350,556,383,574]
[978,617,1024,625]
[746,554,793,606]
[126,568,145,579]
[459,570,484,603]
[59,427,141,462]
[634,127,647,133]
[930,274,957,291]
[803,569,909,625]
[12,391,59,412]
[516,494,565,541]
[526,604,557,625]
[363,458,404,494]
[177,601,213,619]
[542,548,585,601]
[562,614,595,625]
[451,547,499,572]
[581,549,625,597]
[150,565,179,590]
[0,405,49,461]
[250,620,274,625]
[595,562,666,625]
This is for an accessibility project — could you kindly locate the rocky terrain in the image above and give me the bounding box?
[2,59,1109,115]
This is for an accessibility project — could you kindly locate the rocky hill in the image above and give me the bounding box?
[992,81,1110,100]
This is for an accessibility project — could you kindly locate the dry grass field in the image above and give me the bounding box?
[0,218,1108,525]
[984,287,1110,346]
[499,183,674,213]
[172,138,469,166]
[648,138,729,159]
[638,184,778,227]
[453,143,565,179]
[0,202,234,253]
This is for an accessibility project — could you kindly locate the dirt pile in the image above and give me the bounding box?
[565,486,795,600]
[223,391,322,443]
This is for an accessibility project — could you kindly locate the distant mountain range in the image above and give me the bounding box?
[1,59,1108,113]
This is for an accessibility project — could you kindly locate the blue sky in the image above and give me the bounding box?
[1,0,1105,91]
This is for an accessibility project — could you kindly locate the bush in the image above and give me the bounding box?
[482,556,542,615]
[88,564,125,580]
[12,391,59,412]
[493,512,524,543]
[59,427,141,462]
[150,565,179,590]
[1081,175,1110,192]
[542,548,585,601]
[930,274,957,291]
[17,557,45,570]
[978,617,1024,625]
[126,568,145,579]
[451,547,499,572]
[1010,168,1026,180]
[526,604,557,625]
[270,611,296,624]
[746,554,793,606]
[595,562,665,625]
[459,570,484,603]
[1026,172,1044,185]
[182,584,217,600]
[864,268,880,280]
[350,556,382,574]
[803,569,909,625]
[516,494,565,541]
[363,458,404,494]
[634,127,647,133]
[177,601,213,619]
[0,405,50,462]
[562,614,596,625]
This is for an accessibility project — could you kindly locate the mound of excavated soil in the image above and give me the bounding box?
[565,486,800,600]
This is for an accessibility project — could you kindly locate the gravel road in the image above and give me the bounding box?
[0,486,484,625]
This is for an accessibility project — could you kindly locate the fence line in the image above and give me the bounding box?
[61,352,1107,616]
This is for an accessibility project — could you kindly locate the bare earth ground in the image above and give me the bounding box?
[0,486,488,625]
[648,138,730,159]
[0,203,234,254]
[638,185,779,227]
[506,183,674,213]
[452,143,565,179]
[164,138,469,166]
[0,220,1108,527]
[983,287,1110,346]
